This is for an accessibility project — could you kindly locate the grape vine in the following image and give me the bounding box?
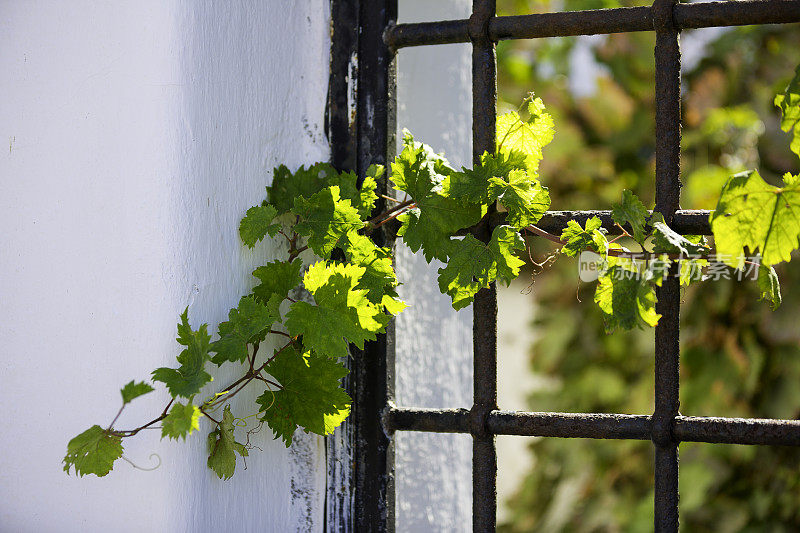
[65,66,800,480]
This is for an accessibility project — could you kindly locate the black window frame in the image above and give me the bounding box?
[327,1,800,531]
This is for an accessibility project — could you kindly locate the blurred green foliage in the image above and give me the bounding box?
[496,1,800,531]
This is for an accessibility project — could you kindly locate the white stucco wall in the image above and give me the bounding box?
[395,1,474,531]
[0,2,331,531]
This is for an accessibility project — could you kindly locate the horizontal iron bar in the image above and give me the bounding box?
[383,407,471,433]
[385,0,800,48]
[489,410,651,439]
[384,407,800,446]
[492,209,712,235]
[675,416,800,446]
[385,407,650,438]
[492,5,652,40]
[675,0,800,30]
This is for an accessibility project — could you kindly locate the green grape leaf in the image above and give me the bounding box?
[611,189,650,243]
[652,222,709,256]
[340,231,398,304]
[489,169,551,229]
[239,205,280,248]
[120,380,154,405]
[710,171,800,268]
[679,257,707,286]
[252,259,303,305]
[437,226,526,310]
[594,266,661,333]
[392,130,453,200]
[292,186,363,259]
[207,405,248,480]
[674,235,709,286]
[490,225,528,282]
[448,151,528,202]
[397,196,483,263]
[152,309,213,399]
[258,347,351,446]
[161,402,201,441]
[267,163,336,214]
[774,64,800,158]
[382,291,409,316]
[209,295,282,366]
[393,131,484,262]
[365,163,386,181]
[757,263,781,310]
[328,170,379,219]
[560,216,609,257]
[496,97,555,175]
[63,425,123,477]
[285,262,388,359]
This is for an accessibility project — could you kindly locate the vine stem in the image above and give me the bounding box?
[255,374,282,389]
[200,407,221,425]
[368,198,415,226]
[524,223,717,261]
[525,224,566,246]
[288,245,308,261]
[108,404,126,430]
[115,340,295,437]
[380,194,401,204]
[373,207,410,229]
[203,340,293,411]
[113,398,174,437]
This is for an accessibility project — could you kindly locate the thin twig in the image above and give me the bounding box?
[374,208,410,229]
[108,404,125,430]
[368,199,415,226]
[255,375,283,389]
[380,194,401,204]
[199,407,221,425]
[288,245,308,262]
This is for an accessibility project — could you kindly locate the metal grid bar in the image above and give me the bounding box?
[504,208,712,235]
[384,0,800,49]
[652,0,681,529]
[330,1,398,531]
[384,408,800,446]
[353,0,398,526]
[329,0,800,531]
[471,1,499,531]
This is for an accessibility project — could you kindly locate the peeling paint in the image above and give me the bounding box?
[347,52,358,129]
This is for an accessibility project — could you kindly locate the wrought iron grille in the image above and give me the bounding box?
[328,1,800,531]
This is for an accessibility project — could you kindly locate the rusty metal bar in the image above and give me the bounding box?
[369,0,800,531]
[489,411,651,439]
[470,1,499,531]
[675,416,800,446]
[385,19,469,48]
[384,0,800,49]
[675,0,800,29]
[491,6,652,40]
[491,209,712,236]
[349,1,398,531]
[384,408,800,446]
[384,407,472,433]
[652,0,681,530]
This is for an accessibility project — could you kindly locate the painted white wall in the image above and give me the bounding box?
[0,1,331,531]
[395,1,474,531]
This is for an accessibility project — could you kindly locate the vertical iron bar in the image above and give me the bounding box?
[652,1,681,532]
[470,1,498,531]
[353,0,398,531]
[328,0,359,174]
